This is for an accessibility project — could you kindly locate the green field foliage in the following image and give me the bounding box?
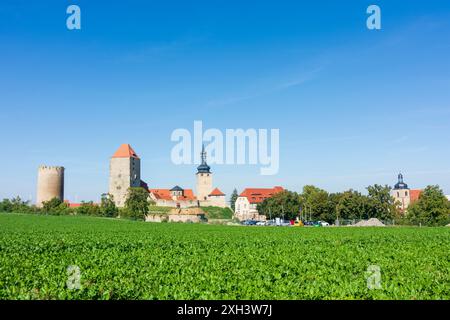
[0,213,448,300]
[146,206,172,215]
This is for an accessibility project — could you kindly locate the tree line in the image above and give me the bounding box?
[0,187,153,221]
[256,185,450,226]
[2,185,449,226]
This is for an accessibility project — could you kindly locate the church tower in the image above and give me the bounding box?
[109,144,141,207]
[391,173,410,211]
[196,145,213,202]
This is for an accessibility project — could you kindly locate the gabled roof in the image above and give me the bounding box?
[170,185,184,192]
[149,188,197,201]
[410,189,422,203]
[239,186,284,204]
[112,144,140,159]
[209,188,225,196]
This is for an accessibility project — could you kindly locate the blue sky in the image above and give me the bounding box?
[1,0,450,203]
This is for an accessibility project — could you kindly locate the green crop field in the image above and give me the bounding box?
[0,213,449,300]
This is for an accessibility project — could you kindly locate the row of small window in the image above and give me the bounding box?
[397,191,408,197]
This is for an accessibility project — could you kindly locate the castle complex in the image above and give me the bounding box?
[34,145,432,220]
[108,144,227,208]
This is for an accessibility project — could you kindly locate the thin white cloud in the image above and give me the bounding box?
[205,66,324,107]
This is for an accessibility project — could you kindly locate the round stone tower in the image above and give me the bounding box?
[36,165,65,207]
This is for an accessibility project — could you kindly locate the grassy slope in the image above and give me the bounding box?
[146,206,232,219]
[200,206,233,219]
[0,213,449,300]
[147,206,171,214]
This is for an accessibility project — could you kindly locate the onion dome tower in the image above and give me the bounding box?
[394,173,409,190]
[196,144,213,201]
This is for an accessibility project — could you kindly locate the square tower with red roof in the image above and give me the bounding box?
[108,144,141,207]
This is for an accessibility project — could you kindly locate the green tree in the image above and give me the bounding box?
[0,199,13,212]
[406,185,450,226]
[327,192,344,223]
[76,201,101,216]
[230,188,239,212]
[366,184,399,221]
[0,197,34,213]
[336,190,369,221]
[257,190,301,220]
[100,193,119,217]
[124,187,152,220]
[42,197,69,215]
[299,185,330,222]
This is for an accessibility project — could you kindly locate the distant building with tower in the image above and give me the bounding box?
[390,173,422,212]
[148,144,226,208]
[36,165,65,207]
[108,143,226,208]
[196,145,213,202]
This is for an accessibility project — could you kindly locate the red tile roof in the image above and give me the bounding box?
[239,186,284,204]
[64,201,94,208]
[149,188,197,201]
[410,189,422,203]
[112,144,140,159]
[209,188,225,196]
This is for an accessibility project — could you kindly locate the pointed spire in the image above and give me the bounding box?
[197,143,211,173]
[201,143,207,165]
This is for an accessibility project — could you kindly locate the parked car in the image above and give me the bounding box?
[293,220,304,227]
[320,221,330,227]
[242,220,257,226]
[256,221,266,226]
[302,221,323,227]
[265,220,276,226]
